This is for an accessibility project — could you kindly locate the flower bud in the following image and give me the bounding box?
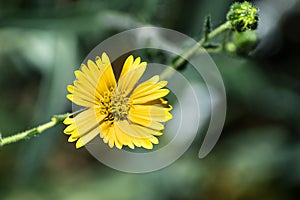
[227,2,259,32]
[233,30,258,54]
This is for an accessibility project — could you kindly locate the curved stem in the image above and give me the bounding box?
[0,113,69,147]
[160,21,231,79]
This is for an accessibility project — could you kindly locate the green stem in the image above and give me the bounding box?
[160,21,232,79]
[0,113,69,147]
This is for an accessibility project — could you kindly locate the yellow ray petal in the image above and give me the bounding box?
[129,75,160,95]
[119,55,134,79]
[149,136,159,144]
[84,61,107,96]
[105,128,123,149]
[74,69,97,91]
[67,85,75,93]
[129,104,172,122]
[70,80,101,102]
[101,53,116,84]
[119,55,147,83]
[81,62,101,86]
[116,121,161,149]
[112,128,123,149]
[107,127,116,148]
[130,123,163,137]
[116,120,150,139]
[117,65,146,96]
[63,116,74,125]
[87,60,99,75]
[71,70,104,103]
[133,139,142,147]
[99,122,109,138]
[114,121,135,149]
[73,81,102,102]
[64,109,104,138]
[140,98,170,107]
[131,80,168,100]
[95,53,116,89]
[66,94,95,107]
[137,75,159,85]
[128,112,164,130]
[140,140,153,149]
[132,89,170,105]
[75,126,100,148]
[98,121,122,149]
[129,136,156,149]
[68,136,77,142]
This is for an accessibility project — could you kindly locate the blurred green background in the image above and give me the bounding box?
[1,0,300,199]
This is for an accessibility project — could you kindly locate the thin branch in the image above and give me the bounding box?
[160,21,232,79]
[0,113,69,147]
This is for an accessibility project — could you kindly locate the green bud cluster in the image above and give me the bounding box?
[227,2,259,32]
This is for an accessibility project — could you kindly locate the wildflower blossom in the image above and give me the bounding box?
[64,53,172,149]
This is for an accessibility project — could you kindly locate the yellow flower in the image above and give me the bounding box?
[64,53,172,150]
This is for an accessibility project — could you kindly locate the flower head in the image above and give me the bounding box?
[64,53,172,150]
[227,2,259,32]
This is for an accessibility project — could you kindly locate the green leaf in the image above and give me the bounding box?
[203,15,212,42]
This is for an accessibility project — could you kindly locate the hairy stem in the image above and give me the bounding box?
[0,113,69,147]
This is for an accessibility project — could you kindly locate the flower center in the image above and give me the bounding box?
[99,89,131,121]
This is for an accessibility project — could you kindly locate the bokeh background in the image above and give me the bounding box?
[1,0,300,199]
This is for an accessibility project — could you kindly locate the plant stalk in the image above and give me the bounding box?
[0,113,68,147]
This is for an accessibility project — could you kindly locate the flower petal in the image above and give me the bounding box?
[99,121,123,149]
[75,126,100,148]
[114,121,136,149]
[116,120,160,149]
[119,55,133,79]
[74,69,97,93]
[128,112,164,130]
[64,109,104,138]
[130,123,163,138]
[119,56,146,80]
[117,64,146,96]
[131,78,167,100]
[95,53,116,90]
[81,63,99,84]
[129,105,172,122]
[67,81,101,107]
[116,120,149,139]
[66,94,95,108]
[141,140,153,149]
[132,89,170,105]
